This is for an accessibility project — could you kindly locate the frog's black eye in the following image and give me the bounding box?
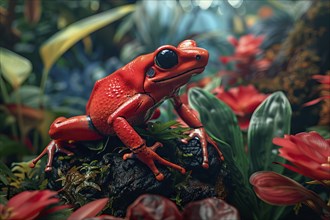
[155,49,178,69]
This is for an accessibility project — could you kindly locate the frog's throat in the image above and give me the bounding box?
[152,67,205,83]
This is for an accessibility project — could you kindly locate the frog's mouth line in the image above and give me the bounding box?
[153,67,205,83]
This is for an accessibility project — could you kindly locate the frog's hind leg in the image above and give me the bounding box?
[48,116,103,141]
[29,139,74,171]
[30,115,103,171]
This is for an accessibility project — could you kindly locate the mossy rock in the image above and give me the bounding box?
[46,137,227,217]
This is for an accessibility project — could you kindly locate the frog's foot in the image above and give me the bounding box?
[182,127,224,169]
[29,140,74,171]
[123,142,163,159]
[123,142,186,181]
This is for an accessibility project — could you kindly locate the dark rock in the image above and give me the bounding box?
[178,179,216,207]
[107,154,173,214]
[47,137,227,217]
[177,137,225,184]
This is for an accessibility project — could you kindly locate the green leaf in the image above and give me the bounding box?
[0,160,16,185]
[248,91,292,175]
[213,137,259,220]
[188,88,248,176]
[135,121,190,141]
[203,77,222,93]
[188,88,258,219]
[0,48,32,89]
[114,15,134,43]
[0,175,8,185]
[9,85,47,108]
[0,191,7,204]
[0,135,30,157]
[148,121,179,133]
[40,4,135,73]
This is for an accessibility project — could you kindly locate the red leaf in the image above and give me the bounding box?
[126,194,182,220]
[68,198,109,220]
[182,198,240,220]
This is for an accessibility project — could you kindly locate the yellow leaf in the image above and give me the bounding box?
[0,48,32,89]
[40,4,135,73]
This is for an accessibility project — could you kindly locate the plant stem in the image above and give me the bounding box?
[33,129,40,154]
[15,88,25,144]
[39,68,49,108]
[0,74,9,103]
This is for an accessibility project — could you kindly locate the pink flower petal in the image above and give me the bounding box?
[296,132,329,158]
[7,190,59,219]
[273,132,330,180]
[250,171,315,205]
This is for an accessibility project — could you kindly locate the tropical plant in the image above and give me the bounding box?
[189,88,292,219]
[250,131,330,219]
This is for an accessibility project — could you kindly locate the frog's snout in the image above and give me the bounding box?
[195,48,209,66]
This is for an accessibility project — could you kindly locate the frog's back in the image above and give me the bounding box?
[87,75,136,134]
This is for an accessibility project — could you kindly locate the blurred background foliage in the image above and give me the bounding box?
[0,0,329,219]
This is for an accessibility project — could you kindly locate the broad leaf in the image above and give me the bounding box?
[248,92,293,220]
[248,91,291,175]
[0,135,30,157]
[40,4,135,73]
[0,48,32,89]
[213,137,259,220]
[188,88,248,176]
[188,88,258,219]
[9,85,47,108]
[203,77,222,93]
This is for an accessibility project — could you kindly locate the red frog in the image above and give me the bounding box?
[30,40,223,181]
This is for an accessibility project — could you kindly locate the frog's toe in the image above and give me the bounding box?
[45,166,53,172]
[57,146,74,156]
[202,162,209,169]
[123,152,135,160]
[29,162,36,168]
[150,142,163,151]
[155,172,164,181]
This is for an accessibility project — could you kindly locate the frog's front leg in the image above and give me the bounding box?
[171,94,224,168]
[108,94,186,181]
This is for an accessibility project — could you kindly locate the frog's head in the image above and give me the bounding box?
[119,40,209,98]
[143,40,209,95]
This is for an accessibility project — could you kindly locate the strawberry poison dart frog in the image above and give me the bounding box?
[30,40,223,181]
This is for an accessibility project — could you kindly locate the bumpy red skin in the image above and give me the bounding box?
[30,40,223,181]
